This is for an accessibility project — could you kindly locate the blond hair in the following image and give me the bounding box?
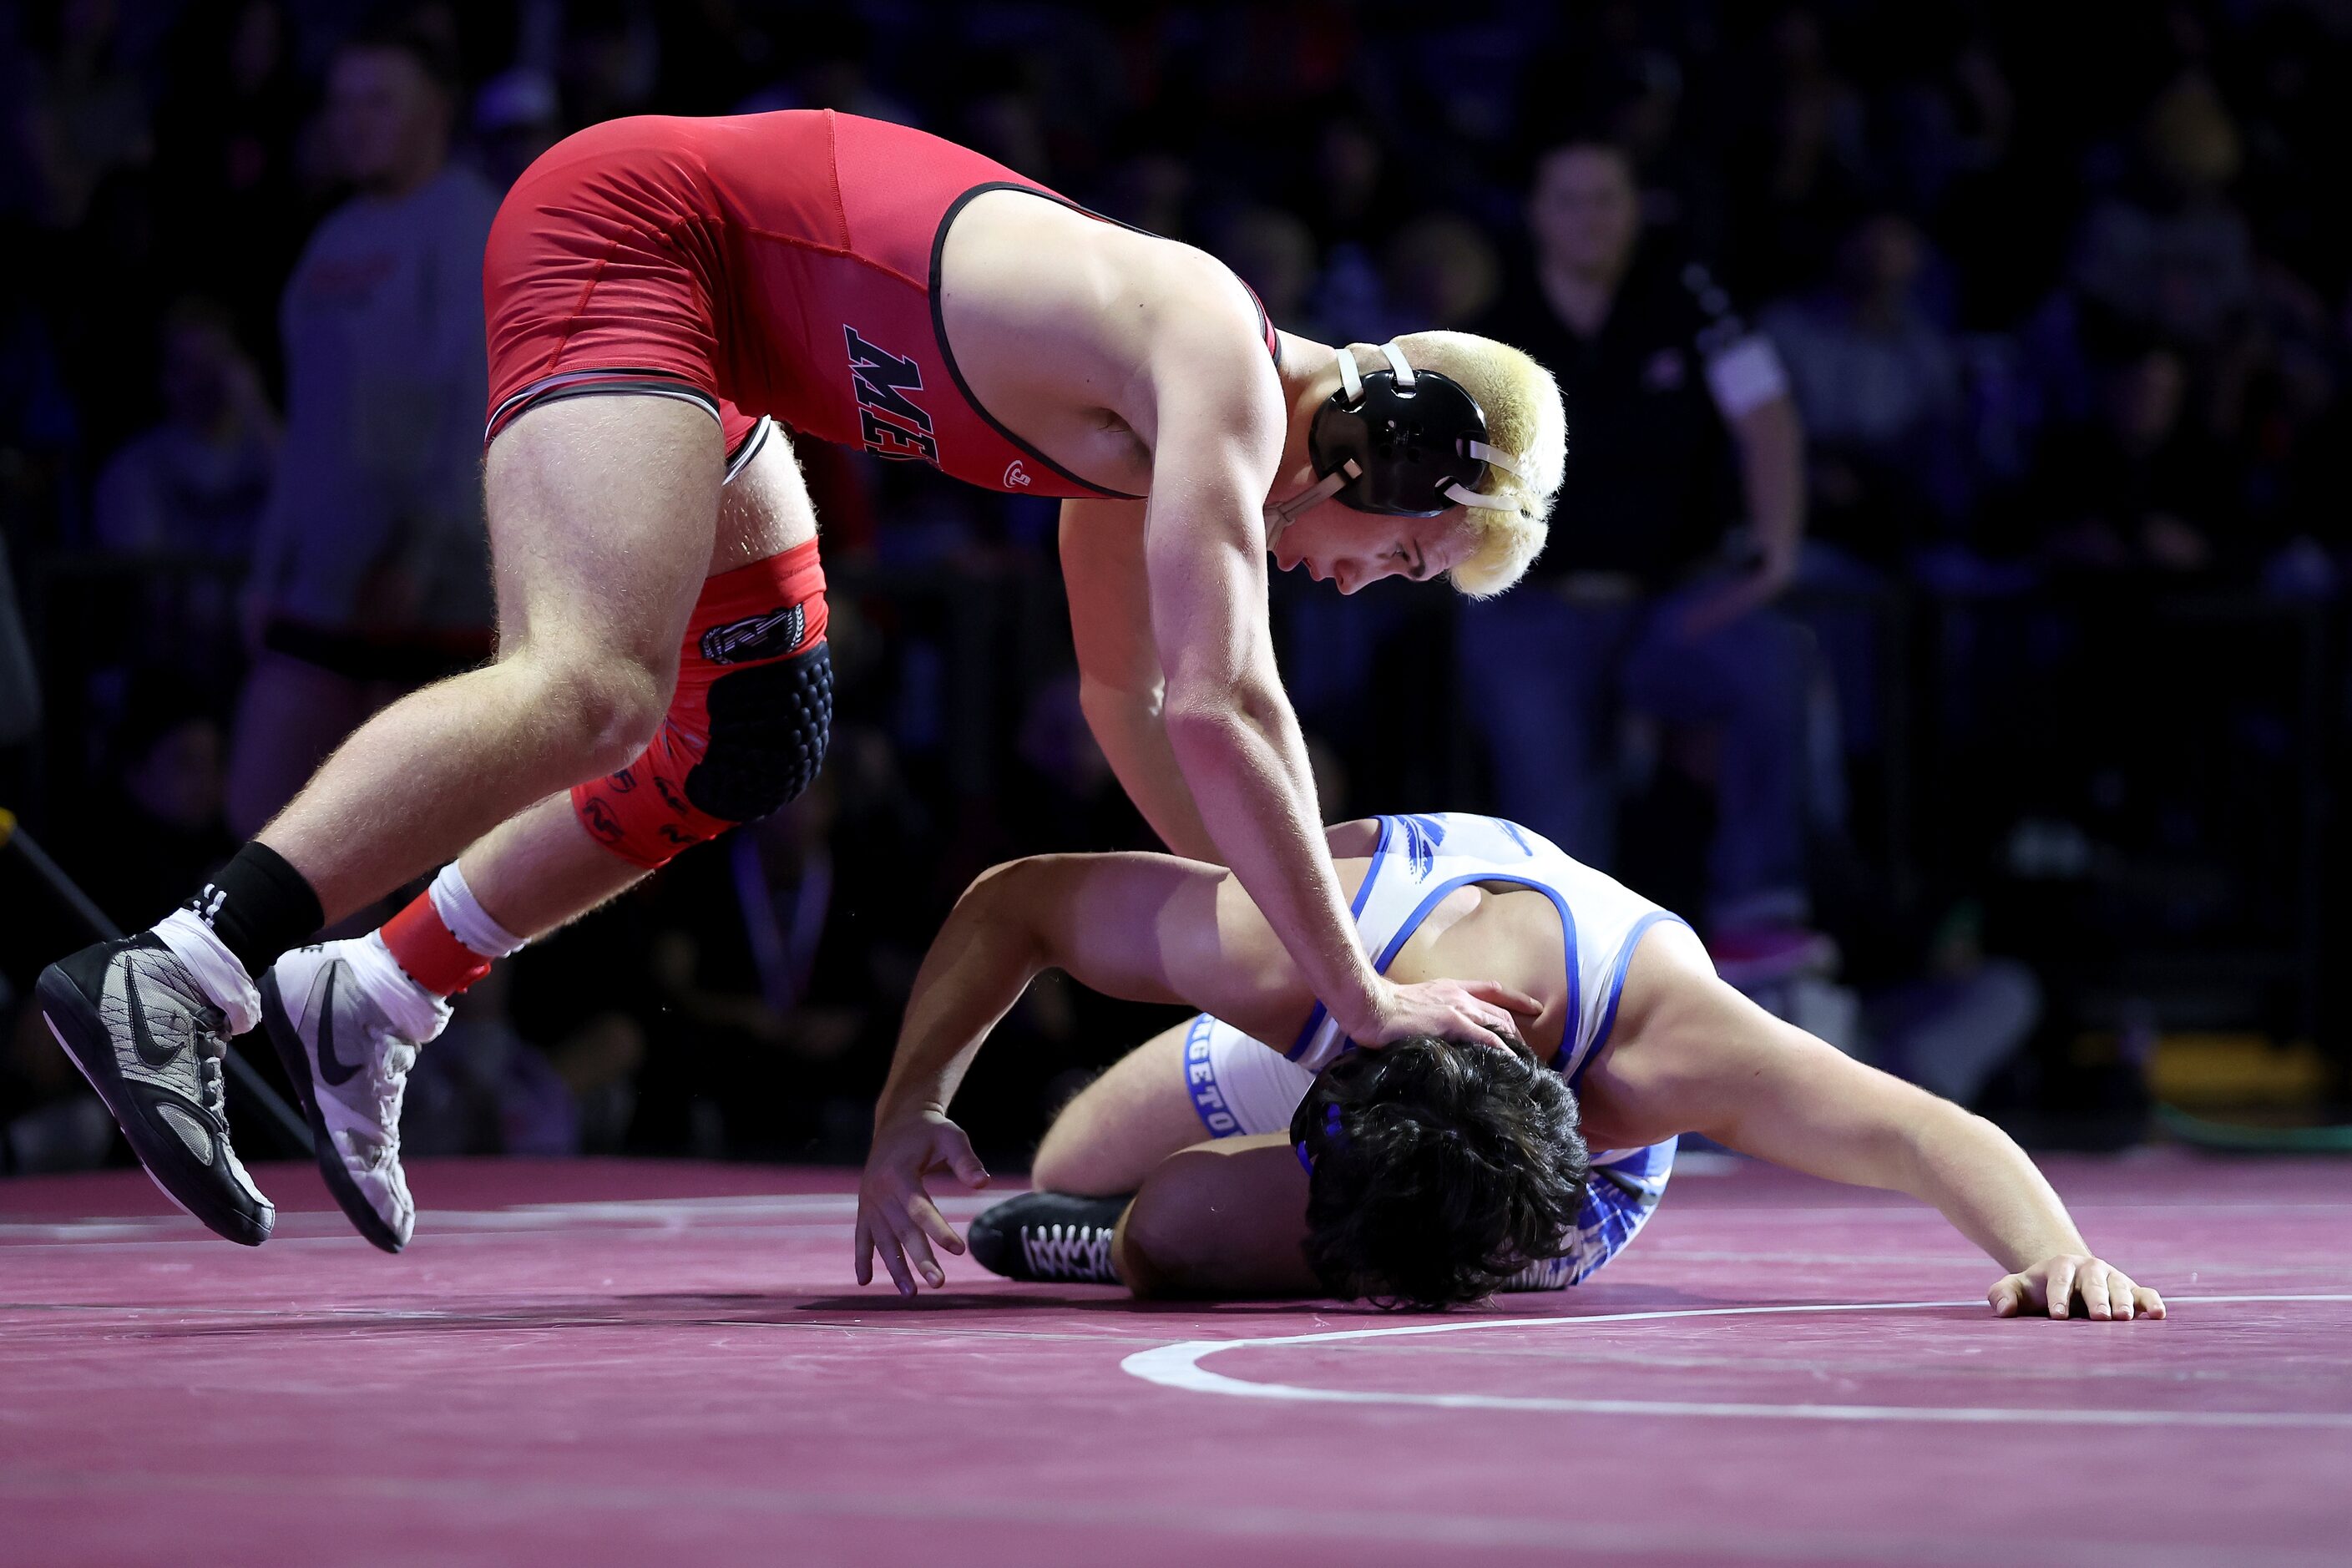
[1374,331,1565,597]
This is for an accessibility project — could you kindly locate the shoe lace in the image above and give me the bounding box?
[364,1032,417,1167]
[190,1006,230,1118]
[1019,1222,1115,1282]
[195,1052,227,1119]
[189,1012,262,1191]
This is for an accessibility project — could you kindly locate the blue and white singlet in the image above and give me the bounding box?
[1176,812,1690,1287]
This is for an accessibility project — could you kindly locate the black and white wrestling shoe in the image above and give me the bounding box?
[35,934,274,1245]
[1500,1255,1575,1292]
[966,1191,1131,1286]
[259,938,445,1253]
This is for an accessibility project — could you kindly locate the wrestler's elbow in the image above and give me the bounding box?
[948,857,1053,964]
[1163,670,1287,753]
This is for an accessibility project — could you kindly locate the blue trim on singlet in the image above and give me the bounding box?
[1345,869,1581,1069]
[1567,910,1688,1089]
[1285,817,1397,1062]
[1181,1013,1242,1138]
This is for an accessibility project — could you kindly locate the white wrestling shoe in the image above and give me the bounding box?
[258,937,448,1252]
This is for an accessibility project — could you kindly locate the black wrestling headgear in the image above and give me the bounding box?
[1266,342,1525,540]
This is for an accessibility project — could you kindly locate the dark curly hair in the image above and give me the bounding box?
[1290,1035,1589,1310]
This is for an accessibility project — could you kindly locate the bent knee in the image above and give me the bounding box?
[1029,1127,1080,1193]
[680,643,832,821]
[524,653,675,775]
[1031,1120,1113,1195]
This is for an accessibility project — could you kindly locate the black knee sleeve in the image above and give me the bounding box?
[682,641,834,822]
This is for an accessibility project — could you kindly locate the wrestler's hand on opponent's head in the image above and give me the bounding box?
[855,1109,992,1297]
[1988,1255,2166,1322]
[1358,977,1541,1054]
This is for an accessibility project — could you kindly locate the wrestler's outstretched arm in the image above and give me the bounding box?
[855,851,1323,1294]
[1126,283,1528,1055]
[1596,924,2164,1322]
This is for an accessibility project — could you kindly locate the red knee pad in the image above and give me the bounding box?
[572,541,832,870]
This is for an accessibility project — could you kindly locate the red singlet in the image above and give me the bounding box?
[483,109,1277,500]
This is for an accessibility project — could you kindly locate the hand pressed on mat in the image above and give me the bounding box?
[1989,1254,2167,1321]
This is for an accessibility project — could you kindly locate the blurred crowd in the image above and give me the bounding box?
[4,0,2349,1172]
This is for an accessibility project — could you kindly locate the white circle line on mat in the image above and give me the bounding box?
[1119,1294,2352,1427]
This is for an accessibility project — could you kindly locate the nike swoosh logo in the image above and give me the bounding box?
[315,964,366,1087]
[124,955,182,1070]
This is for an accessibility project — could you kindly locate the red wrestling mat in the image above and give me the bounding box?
[3,1151,2347,1565]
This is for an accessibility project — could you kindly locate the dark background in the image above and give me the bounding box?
[2,0,2348,1175]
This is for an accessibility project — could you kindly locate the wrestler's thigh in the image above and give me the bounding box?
[1118,1137,1317,1298]
[1032,1021,1219,1195]
[483,394,723,675]
[711,426,819,574]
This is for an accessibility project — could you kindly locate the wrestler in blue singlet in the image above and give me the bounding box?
[1177,812,1689,1287]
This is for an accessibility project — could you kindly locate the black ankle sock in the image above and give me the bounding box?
[184,842,325,976]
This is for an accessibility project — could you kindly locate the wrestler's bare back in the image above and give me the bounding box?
[1279,819,1732,1156]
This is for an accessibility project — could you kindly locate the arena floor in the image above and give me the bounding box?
[2,1151,2347,1565]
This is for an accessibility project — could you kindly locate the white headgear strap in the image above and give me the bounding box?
[1264,462,1357,544]
[1337,348,1365,401]
[1263,344,1526,539]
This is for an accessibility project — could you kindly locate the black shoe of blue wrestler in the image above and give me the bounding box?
[966,1192,1132,1285]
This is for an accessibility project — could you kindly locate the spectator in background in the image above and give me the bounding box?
[1462,135,1823,984]
[2074,75,2253,349]
[558,0,660,129]
[402,964,610,1158]
[469,66,562,191]
[1101,146,1195,240]
[1299,114,1403,336]
[727,14,914,127]
[60,671,237,936]
[962,86,1051,188]
[12,0,153,231]
[1004,673,1153,857]
[92,297,277,559]
[1298,114,1395,251]
[1208,204,1323,340]
[2026,346,2224,579]
[228,21,497,839]
[152,0,309,357]
[1382,211,1502,335]
[1762,210,1966,556]
[1727,7,1869,301]
[0,297,81,533]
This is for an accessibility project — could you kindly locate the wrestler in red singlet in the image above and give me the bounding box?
[483,109,1277,497]
[38,97,1557,1260]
